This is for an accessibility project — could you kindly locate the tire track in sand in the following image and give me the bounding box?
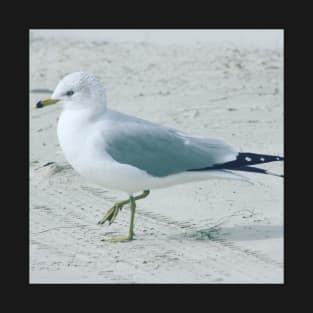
[30,164,283,283]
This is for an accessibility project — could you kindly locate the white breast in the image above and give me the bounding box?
[57,109,111,172]
[57,110,90,167]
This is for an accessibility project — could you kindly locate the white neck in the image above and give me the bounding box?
[57,108,103,166]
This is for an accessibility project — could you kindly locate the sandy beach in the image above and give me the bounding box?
[29,30,284,283]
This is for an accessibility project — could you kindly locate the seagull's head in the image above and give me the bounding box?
[36,72,107,112]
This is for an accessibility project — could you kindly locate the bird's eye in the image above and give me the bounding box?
[66,90,74,96]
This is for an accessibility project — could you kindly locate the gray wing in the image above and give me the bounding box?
[104,116,238,177]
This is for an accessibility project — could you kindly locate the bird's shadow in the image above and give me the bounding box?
[170,224,283,241]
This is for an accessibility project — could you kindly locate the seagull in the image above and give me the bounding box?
[36,72,284,242]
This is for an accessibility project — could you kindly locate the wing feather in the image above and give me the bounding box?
[104,113,238,177]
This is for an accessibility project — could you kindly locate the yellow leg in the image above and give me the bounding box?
[109,196,136,242]
[98,190,149,225]
[100,190,150,242]
[97,199,129,225]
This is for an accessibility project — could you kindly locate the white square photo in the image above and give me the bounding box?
[29,29,284,284]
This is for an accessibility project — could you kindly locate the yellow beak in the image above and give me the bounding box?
[35,98,59,109]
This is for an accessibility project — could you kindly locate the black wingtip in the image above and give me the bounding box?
[215,153,284,169]
[188,152,284,175]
